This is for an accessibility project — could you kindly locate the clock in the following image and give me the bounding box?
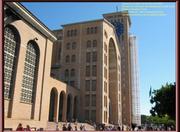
[112,21,124,36]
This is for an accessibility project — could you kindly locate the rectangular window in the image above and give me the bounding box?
[91,94,96,106]
[85,95,90,106]
[104,54,107,65]
[86,66,90,77]
[104,95,107,107]
[104,42,107,53]
[70,81,75,87]
[91,110,96,122]
[104,81,107,93]
[92,80,96,91]
[85,110,89,120]
[86,52,91,63]
[85,80,90,91]
[104,67,107,79]
[92,52,97,62]
[92,65,97,76]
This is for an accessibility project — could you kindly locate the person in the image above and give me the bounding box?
[67,123,72,131]
[25,125,31,131]
[62,124,67,131]
[74,125,78,131]
[80,124,83,131]
[16,123,24,131]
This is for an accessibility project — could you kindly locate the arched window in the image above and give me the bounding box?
[70,69,75,77]
[71,55,76,63]
[21,41,39,103]
[72,42,76,49]
[93,40,97,47]
[65,55,70,63]
[64,69,69,79]
[4,26,20,99]
[86,40,91,48]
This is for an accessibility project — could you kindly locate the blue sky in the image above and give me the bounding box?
[21,2,176,115]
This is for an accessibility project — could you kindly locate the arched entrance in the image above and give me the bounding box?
[58,91,65,121]
[48,88,58,122]
[73,96,78,120]
[67,94,72,121]
[108,38,118,123]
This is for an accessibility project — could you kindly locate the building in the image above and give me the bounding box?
[51,19,122,124]
[129,35,141,126]
[103,11,132,126]
[4,2,80,130]
[4,2,140,130]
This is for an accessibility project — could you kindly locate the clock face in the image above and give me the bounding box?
[112,21,124,36]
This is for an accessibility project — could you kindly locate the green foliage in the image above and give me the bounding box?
[150,82,176,120]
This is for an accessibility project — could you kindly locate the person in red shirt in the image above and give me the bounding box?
[16,123,24,131]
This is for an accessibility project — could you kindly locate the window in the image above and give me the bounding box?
[91,110,96,122]
[86,52,90,63]
[94,27,97,33]
[92,65,97,76]
[71,55,76,63]
[86,40,91,48]
[92,40,97,47]
[92,52,97,62]
[85,110,89,120]
[92,80,96,91]
[65,69,69,79]
[85,95,90,106]
[86,66,90,77]
[70,69,75,77]
[72,42,76,49]
[104,42,107,53]
[70,30,73,37]
[91,95,96,106]
[66,43,70,50]
[87,28,90,34]
[65,55,70,63]
[67,30,70,37]
[90,27,94,34]
[74,29,77,36]
[4,26,19,99]
[104,96,107,107]
[21,41,39,103]
[85,80,90,91]
[70,81,75,87]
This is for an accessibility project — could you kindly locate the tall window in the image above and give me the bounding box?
[85,80,90,91]
[91,95,96,106]
[92,40,97,47]
[66,43,70,50]
[86,40,91,48]
[21,41,39,103]
[92,52,97,62]
[92,80,96,91]
[65,55,70,63]
[92,65,97,76]
[72,42,76,49]
[65,69,69,79]
[85,95,90,107]
[86,52,90,63]
[71,55,76,63]
[4,26,19,99]
[86,66,90,77]
[70,69,75,77]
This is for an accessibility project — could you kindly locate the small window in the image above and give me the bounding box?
[70,81,75,87]
[85,80,90,91]
[67,30,70,37]
[85,95,90,107]
[92,65,97,76]
[92,52,97,62]
[87,28,90,34]
[94,27,97,33]
[70,69,75,77]
[86,40,91,48]
[90,27,94,34]
[92,80,96,91]
[91,95,96,106]
[86,52,91,63]
[64,69,69,79]
[86,66,90,77]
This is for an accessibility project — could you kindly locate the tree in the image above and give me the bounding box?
[150,82,176,120]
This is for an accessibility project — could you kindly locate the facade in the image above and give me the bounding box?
[4,2,140,130]
[129,35,141,126]
[51,19,122,124]
[4,2,80,130]
[103,11,132,126]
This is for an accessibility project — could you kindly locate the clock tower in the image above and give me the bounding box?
[103,11,132,126]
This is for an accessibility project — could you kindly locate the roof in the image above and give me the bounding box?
[6,2,57,42]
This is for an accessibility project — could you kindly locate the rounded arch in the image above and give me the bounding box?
[4,25,21,118]
[67,93,73,121]
[58,91,66,121]
[73,96,79,120]
[49,88,58,122]
[108,37,119,123]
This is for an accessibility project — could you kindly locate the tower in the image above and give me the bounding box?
[103,11,132,126]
